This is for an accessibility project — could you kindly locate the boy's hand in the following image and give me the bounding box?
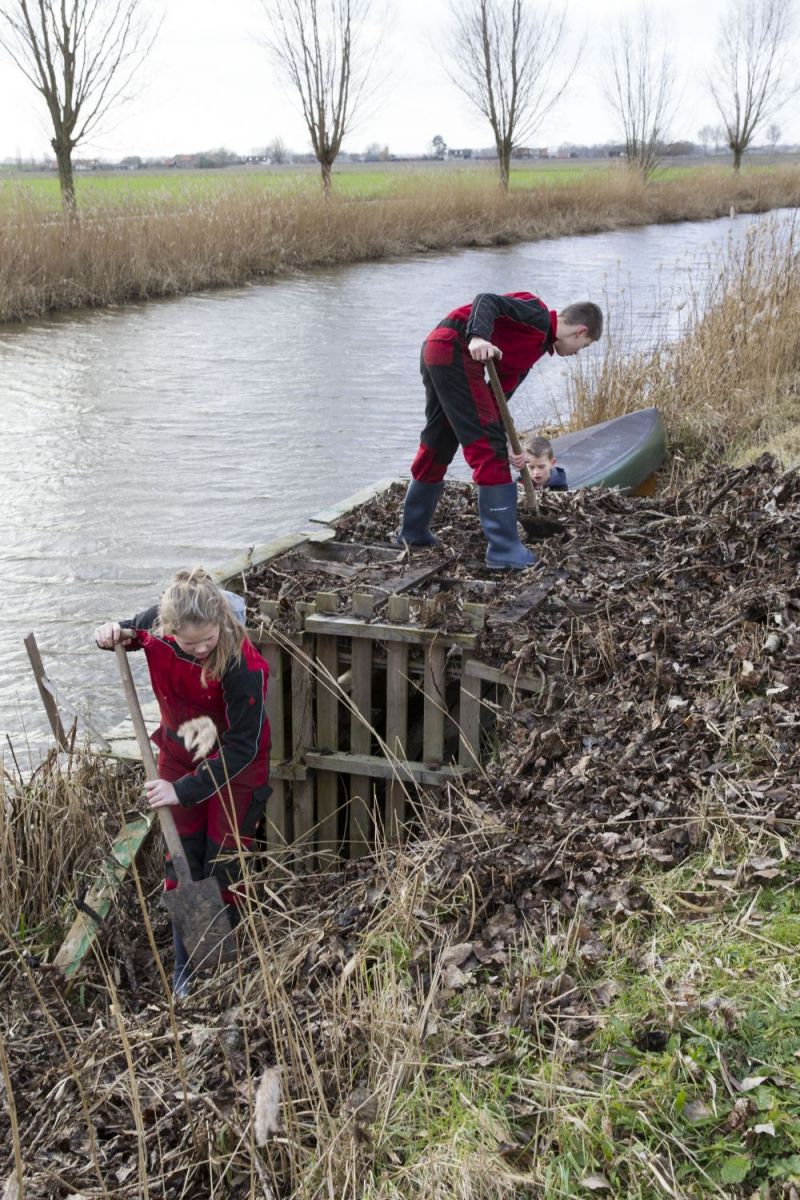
[145,779,180,808]
[509,450,526,470]
[468,337,502,362]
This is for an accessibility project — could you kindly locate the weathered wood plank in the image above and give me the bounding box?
[290,631,315,862]
[315,632,340,868]
[385,595,411,840]
[54,815,153,978]
[490,574,559,626]
[24,633,69,750]
[349,594,374,858]
[212,532,312,585]
[307,478,398,525]
[305,613,477,649]
[464,658,545,693]
[458,652,482,769]
[423,643,447,766]
[304,751,462,786]
[261,639,286,854]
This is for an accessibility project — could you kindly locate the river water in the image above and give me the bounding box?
[0,208,786,757]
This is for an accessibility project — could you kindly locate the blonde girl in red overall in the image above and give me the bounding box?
[95,568,270,996]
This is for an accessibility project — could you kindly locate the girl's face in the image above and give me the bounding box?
[174,621,220,661]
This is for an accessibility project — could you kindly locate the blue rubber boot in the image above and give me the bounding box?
[478,483,536,569]
[395,480,445,547]
[172,924,192,1000]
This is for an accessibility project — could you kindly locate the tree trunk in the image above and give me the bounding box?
[53,138,77,214]
[320,157,333,196]
[497,146,511,194]
[731,145,743,171]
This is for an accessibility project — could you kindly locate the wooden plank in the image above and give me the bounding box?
[304,751,462,787]
[24,633,69,751]
[349,594,374,858]
[261,639,286,855]
[490,574,559,627]
[464,659,545,693]
[385,595,410,840]
[290,630,315,863]
[213,532,312,586]
[315,632,340,868]
[458,652,482,769]
[308,477,398,525]
[54,815,153,979]
[423,643,447,767]
[305,613,477,649]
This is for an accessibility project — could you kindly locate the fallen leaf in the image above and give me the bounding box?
[580,1173,613,1191]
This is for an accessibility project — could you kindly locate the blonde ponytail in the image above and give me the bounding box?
[156,567,245,682]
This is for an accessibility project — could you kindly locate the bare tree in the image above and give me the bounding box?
[263,0,379,195]
[0,0,155,213]
[710,0,797,171]
[446,0,579,193]
[767,120,782,150]
[604,8,676,181]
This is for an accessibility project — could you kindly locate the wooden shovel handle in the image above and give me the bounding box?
[113,643,192,881]
[485,358,539,513]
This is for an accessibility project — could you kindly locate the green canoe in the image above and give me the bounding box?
[552,407,666,494]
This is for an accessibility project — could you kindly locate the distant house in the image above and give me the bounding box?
[449,148,473,159]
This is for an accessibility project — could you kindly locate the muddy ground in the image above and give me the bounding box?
[1,456,798,1198]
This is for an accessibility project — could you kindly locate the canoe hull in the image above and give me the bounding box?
[551,407,666,493]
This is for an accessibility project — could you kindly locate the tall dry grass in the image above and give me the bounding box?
[0,746,144,937]
[568,214,800,471]
[1,166,799,323]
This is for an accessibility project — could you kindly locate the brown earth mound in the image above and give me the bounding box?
[1,456,798,1198]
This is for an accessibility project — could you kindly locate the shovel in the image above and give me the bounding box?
[114,641,234,968]
[486,358,565,540]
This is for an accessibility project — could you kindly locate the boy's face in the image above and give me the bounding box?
[525,453,554,487]
[554,326,595,357]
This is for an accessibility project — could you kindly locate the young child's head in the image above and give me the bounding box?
[156,566,245,681]
[524,435,556,487]
[554,301,603,357]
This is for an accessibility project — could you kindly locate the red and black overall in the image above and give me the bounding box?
[410,292,557,486]
[123,609,270,908]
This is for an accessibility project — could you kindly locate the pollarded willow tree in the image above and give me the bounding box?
[263,0,380,195]
[446,0,578,193]
[0,0,156,213]
[605,8,676,181]
[710,0,798,171]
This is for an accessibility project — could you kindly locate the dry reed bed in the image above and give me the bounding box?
[568,214,800,470]
[1,167,800,323]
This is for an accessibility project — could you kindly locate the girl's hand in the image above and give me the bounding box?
[468,337,502,362]
[94,622,137,648]
[509,450,526,470]
[145,779,180,808]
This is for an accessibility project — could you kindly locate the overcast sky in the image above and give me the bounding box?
[1,0,798,162]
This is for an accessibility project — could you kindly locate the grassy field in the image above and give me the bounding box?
[1,158,799,323]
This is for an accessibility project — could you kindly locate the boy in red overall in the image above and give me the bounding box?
[396,294,602,568]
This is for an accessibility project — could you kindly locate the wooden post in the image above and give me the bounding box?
[458,652,482,769]
[349,594,374,858]
[315,593,340,868]
[423,640,447,767]
[291,603,315,866]
[258,602,287,860]
[385,595,410,841]
[24,633,70,751]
